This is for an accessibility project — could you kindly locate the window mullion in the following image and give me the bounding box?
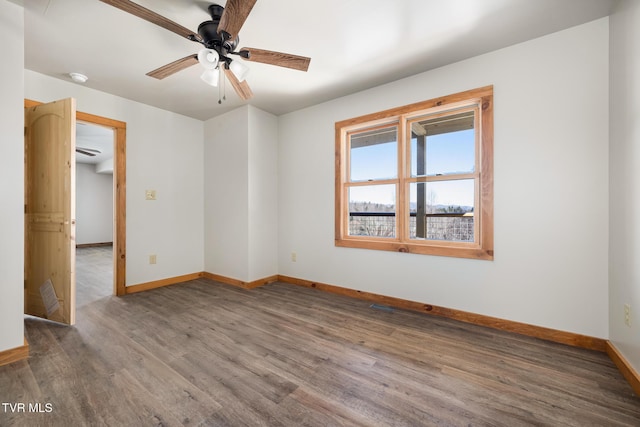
[397,117,408,242]
[347,178,398,187]
[474,103,482,246]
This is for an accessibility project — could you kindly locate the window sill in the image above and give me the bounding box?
[335,238,494,260]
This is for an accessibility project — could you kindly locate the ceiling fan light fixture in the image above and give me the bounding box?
[197,48,219,70]
[229,59,250,82]
[201,68,220,87]
[69,72,88,83]
[98,0,310,102]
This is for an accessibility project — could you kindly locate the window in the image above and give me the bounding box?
[335,86,493,260]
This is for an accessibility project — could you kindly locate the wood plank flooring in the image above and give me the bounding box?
[75,246,113,307]
[1,272,639,425]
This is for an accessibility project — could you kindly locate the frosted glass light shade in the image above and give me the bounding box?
[201,68,220,86]
[197,49,219,69]
[229,59,249,82]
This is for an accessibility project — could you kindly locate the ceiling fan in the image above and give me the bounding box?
[99,0,311,101]
[76,147,102,157]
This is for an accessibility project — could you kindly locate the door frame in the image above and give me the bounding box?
[25,99,127,296]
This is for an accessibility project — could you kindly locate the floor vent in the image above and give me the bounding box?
[370,304,395,313]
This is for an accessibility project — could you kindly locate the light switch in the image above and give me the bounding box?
[145,190,156,200]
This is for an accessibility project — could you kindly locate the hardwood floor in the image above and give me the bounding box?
[1,278,639,426]
[75,246,113,307]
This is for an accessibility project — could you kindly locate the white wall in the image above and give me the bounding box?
[609,0,640,372]
[278,19,610,338]
[248,106,278,281]
[204,105,279,282]
[204,107,249,281]
[25,70,205,287]
[0,0,24,353]
[76,163,113,245]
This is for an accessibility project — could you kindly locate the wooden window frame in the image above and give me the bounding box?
[335,86,494,260]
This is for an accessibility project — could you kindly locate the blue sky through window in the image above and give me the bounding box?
[350,129,475,206]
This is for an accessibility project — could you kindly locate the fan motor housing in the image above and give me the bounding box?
[198,21,238,53]
[198,4,238,54]
[198,21,221,47]
[208,4,224,20]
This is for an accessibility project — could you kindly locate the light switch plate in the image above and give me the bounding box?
[145,190,156,200]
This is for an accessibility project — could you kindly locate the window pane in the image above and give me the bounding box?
[350,127,397,181]
[409,180,474,242]
[410,111,475,177]
[348,184,396,238]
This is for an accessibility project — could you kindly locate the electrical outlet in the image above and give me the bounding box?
[291,252,297,262]
[624,304,631,327]
[149,254,157,265]
[145,190,157,200]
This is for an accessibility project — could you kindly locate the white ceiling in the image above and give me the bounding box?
[20,0,616,121]
[75,122,114,165]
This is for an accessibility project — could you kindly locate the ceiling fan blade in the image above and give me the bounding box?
[224,68,253,100]
[76,149,97,157]
[76,147,102,154]
[217,0,257,40]
[147,54,198,79]
[240,47,311,72]
[100,0,202,42]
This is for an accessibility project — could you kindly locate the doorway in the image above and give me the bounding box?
[75,122,115,306]
[24,99,127,314]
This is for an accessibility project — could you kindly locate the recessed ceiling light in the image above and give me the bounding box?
[69,72,88,83]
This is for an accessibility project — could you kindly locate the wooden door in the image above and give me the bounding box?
[24,98,77,325]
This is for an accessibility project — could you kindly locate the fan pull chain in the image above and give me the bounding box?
[218,68,227,104]
[223,70,226,101]
[218,72,222,105]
